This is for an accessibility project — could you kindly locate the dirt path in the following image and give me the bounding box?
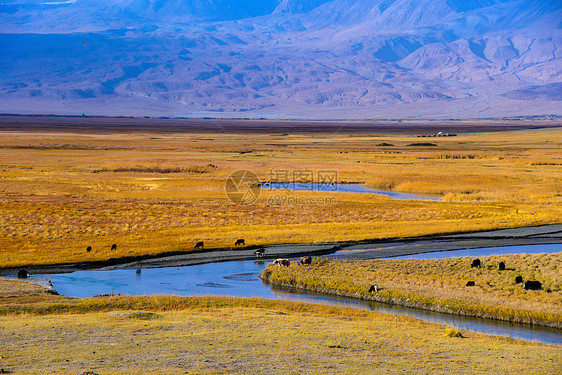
[1,224,561,277]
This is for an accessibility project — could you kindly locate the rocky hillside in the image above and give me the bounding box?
[1,0,561,118]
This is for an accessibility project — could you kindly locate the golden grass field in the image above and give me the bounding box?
[1,119,561,373]
[0,119,561,267]
[0,278,560,374]
[261,253,562,328]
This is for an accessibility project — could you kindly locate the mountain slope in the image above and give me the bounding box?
[0,0,561,119]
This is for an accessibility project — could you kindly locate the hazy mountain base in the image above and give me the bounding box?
[0,94,560,119]
[1,0,561,119]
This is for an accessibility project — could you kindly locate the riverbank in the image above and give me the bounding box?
[2,224,561,277]
[1,293,560,374]
[261,253,562,329]
[2,123,561,269]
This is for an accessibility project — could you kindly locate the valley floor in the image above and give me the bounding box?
[1,223,561,276]
[0,286,560,374]
[1,116,561,269]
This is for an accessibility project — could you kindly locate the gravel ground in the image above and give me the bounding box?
[2,224,561,277]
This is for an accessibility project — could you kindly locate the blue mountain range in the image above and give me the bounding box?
[1,0,561,118]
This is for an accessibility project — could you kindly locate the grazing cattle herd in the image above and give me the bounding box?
[363,256,545,293]
[28,241,546,296]
[271,256,313,267]
[464,258,543,291]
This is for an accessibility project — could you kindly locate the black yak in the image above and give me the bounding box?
[17,269,29,279]
[524,280,542,290]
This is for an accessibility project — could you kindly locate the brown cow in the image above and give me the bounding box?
[273,259,290,267]
[298,256,312,265]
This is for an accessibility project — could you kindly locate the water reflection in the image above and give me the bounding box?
[261,182,440,201]
[385,243,562,259]
[33,251,562,345]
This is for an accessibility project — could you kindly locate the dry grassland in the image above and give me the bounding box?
[262,253,562,327]
[0,279,560,374]
[0,124,561,267]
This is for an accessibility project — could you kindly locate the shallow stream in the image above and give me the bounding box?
[30,244,562,345]
[261,182,441,201]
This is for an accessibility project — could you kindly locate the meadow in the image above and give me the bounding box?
[0,278,560,374]
[0,118,561,267]
[261,253,562,328]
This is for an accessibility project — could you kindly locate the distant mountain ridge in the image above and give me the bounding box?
[1,0,561,119]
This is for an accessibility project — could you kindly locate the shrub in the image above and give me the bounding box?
[407,143,437,147]
[445,329,463,338]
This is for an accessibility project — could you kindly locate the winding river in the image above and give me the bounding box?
[261,183,441,201]
[30,243,562,346]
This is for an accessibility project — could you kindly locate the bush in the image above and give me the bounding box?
[445,329,463,338]
[407,143,437,147]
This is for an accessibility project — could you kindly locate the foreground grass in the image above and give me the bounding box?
[0,126,561,267]
[261,253,562,328]
[0,280,560,374]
